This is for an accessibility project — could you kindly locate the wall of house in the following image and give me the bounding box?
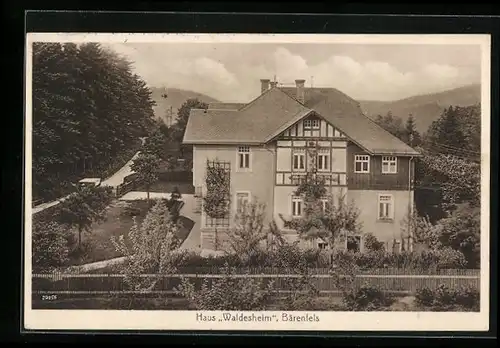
[273,185,347,229]
[346,143,413,190]
[193,144,276,249]
[347,189,413,247]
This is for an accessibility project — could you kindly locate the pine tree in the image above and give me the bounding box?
[403,114,421,147]
[426,106,467,154]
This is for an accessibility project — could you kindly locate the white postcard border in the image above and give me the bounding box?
[23,33,491,332]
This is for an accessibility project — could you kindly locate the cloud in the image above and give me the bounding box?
[193,57,238,86]
[104,43,480,102]
[266,47,478,101]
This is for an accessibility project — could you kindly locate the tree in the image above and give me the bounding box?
[417,150,480,210]
[57,185,113,249]
[425,106,468,155]
[374,111,405,139]
[111,200,186,291]
[131,152,160,206]
[402,114,422,147]
[436,204,480,268]
[226,200,268,262]
[143,126,167,160]
[174,98,208,141]
[32,42,156,201]
[32,220,70,272]
[170,98,208,167]
[279,143,361,252]
[399,207,441,250]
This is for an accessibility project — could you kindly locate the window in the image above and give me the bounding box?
[291,196,303,217]
[235,191,251,213]
[293,150,306,171]
[237,146,251,170]
[378,194,394,220]
[317,150,330,171]
[317,238,328,249]
[354,155,370,173]
[303,119,320,129]
[382,156,397,174]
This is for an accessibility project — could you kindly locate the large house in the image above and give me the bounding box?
[183,79,422,252]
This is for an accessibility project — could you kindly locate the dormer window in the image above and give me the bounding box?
[303,119,320,130]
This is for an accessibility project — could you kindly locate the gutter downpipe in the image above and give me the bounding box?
[408,155,414,252]
[263,143,276,250]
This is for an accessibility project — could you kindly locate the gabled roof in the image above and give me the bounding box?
[183,87,310,144]
[280,87,421,156]
[208,102,246,110]
[183,85,421,156]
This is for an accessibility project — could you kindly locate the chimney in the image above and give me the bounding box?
[270,81,278,89]
[295,79,306,103]
[260,79,271,94]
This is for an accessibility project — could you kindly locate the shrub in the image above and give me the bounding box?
[415,284,480,311]
[436,204,480,268]
[434,247,467,269]
[111,201,185,291]
[363,233,385,252]
[342,284,395,311]
[175,264,276,310]
[32,221,70,272]
[353,249,467,271]
[176,246,468,271]
[414,287,434,307]
[120,205,142,217]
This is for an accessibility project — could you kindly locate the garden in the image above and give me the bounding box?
[32,196,480,312]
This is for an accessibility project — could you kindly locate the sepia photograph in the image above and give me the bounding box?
[24,33,490,331]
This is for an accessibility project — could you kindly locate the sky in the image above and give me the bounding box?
[103,42,481,102]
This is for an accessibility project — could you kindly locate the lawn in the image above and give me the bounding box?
[67,199,195,266]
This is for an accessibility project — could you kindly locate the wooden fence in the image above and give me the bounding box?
[32,269,480,296]
[116,179,141,198]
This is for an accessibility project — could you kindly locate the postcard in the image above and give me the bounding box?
[24,32,490,332]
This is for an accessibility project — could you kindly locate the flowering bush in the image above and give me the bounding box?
[111,201,186,291]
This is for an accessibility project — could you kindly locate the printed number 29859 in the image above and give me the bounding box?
[41,294,57,301]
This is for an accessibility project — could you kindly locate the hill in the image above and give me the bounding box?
[358,84,481,133]
[150,87,219,125]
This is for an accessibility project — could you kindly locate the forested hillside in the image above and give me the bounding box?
[359,84,481,133]
[32,42,157,202]
[149,87,218,125]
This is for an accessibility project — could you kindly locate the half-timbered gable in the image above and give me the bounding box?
[274,114,348,187]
